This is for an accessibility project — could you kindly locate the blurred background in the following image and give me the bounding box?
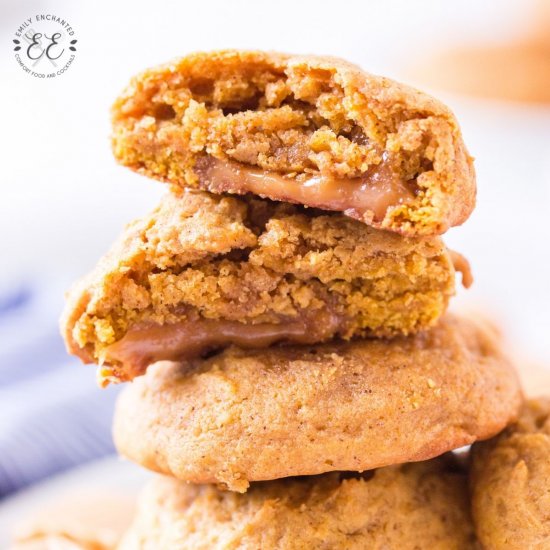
[1,0,549,505]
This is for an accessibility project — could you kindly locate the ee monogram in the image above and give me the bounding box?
[12,15,78,79]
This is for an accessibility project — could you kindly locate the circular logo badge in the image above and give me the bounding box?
[13,14,78,78]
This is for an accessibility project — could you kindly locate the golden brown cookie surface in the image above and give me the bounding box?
[61,189,464,384]
[112,50,476,236]
[470,398,550,550]
[113,314,521,491]
[118,457,477,550]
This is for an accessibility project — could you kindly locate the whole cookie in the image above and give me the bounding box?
[470,398,550,549]
[61,189,466,385]
[118,457,477,550]
[113,314,522,491]
[112,50,476,236]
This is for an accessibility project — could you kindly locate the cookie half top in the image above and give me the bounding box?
[470,398,550,550]
[112,50,476,236]
[60,189,470,385]
[113,314,521,490]
[118,457,477,550]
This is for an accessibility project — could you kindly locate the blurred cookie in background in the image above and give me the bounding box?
[10,490,135,550]
[471,398,550,549]
[409,0,550,103]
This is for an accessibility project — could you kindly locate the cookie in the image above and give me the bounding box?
[117,457,477,550]
[112,50,476,236]
[10,490,134,550]
[113,314,521,491]
[61,189,467,385]
[470,398,550,549]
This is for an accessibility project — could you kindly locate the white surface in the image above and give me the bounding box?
[0,455,148,547]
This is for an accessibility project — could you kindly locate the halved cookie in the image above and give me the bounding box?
[470,398,550,549]
[61,189,467,384]
[113,314,521,491]
[118,457,477,550]
[112,50,476,236]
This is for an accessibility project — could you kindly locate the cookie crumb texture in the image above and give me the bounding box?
[118,458,477,550]
[113,315,521,489]
[471,398,550,550]
[112,50,475,236]
[61,189,461,383]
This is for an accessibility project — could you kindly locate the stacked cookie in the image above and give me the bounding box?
[62,51,524,548]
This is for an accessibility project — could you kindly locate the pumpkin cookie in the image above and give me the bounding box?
[112,50,475,236]
[61,189,466,385]
[470,398,550,549]
[10,490,134,550]
[117,457,477,550]
[113,314,521,491]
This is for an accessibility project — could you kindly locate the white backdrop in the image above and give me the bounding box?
[2,0,550,364]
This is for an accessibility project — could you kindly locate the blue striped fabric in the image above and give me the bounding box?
[0,282,119,497]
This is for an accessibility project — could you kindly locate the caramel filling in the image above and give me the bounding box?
[103,311,343,378]
[195,155,418,221]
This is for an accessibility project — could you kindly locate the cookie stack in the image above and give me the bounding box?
[62,51,524,548]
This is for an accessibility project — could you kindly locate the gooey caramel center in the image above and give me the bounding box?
[103,310,343,379]
[196,155,417,221]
